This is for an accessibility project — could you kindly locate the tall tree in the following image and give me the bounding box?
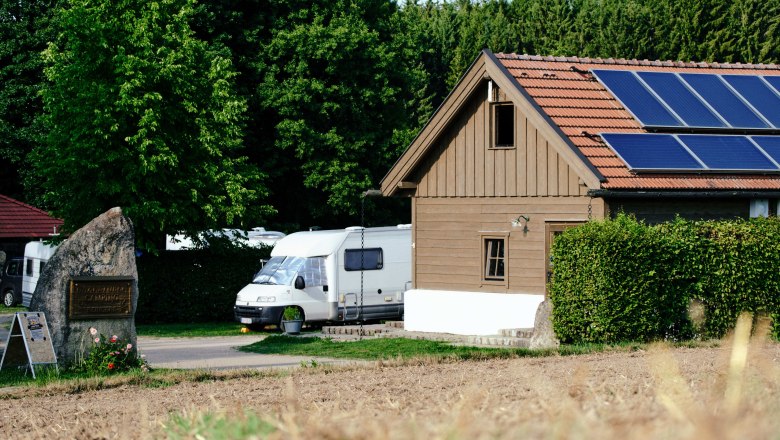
[34,0,269,250]
[257,0,421,227]
[0,0,57,200]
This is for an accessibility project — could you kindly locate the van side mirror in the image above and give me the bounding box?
[294,276,305,290]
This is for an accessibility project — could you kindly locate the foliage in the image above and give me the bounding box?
[32,0,270,250]
[282,306,302,321]
[0,0,57,198]
[255,0,426,225]
[658,217,780,339]
[136,246,271,324]
[549,214,692,344]
[550,215,780,343]
[72,327,148,375]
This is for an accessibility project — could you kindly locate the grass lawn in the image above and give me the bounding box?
[0,306,28,315]
[136,321,252,337]
[238,334,627,360]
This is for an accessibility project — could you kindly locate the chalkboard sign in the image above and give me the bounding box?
[0,312,58,378]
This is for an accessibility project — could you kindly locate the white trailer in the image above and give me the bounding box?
[234,225,411,328]
[22,241,58,307]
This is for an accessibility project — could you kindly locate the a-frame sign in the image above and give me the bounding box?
[0,312,58,378]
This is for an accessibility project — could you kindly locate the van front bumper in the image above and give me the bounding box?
[233,305,285,325]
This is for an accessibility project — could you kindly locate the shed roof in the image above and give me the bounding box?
[0,194,63,239]
[494,53,780,191]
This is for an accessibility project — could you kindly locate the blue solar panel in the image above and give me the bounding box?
[679,135,777,170]
[721,75,780,128]
[601,133,701,171]
[751,136,780,165]
[765,76,780,95]
[680,74,769,129]
[592,70,682,127]
[637,72,726,128]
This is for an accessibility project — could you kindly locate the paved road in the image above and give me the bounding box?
[0,314,360,370]
[137,335,358,370]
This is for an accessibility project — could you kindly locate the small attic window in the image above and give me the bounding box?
[492,103,514,149]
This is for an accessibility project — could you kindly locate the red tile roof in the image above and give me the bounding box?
[0,194,63,239]
[495,53,780,191]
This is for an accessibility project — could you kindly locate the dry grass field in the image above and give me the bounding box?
[1,317,779,439]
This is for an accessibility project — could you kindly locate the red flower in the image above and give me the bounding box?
[107,362,115,370]
[110,335,118,343]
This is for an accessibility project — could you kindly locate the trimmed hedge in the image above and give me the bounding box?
[136,246,270,324]
[549,214,780,343]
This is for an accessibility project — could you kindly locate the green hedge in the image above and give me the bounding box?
[549,214,780,343]
[136,246,270,324]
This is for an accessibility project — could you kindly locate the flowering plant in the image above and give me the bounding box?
[75,327,148,375]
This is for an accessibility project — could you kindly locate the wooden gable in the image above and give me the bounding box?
[381,50,601,198]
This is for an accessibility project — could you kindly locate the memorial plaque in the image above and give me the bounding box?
[69,276,133,319]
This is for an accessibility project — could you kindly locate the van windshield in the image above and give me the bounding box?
[252,256,305,285]
[252,256,329,287]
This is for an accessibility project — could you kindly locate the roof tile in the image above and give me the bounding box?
[0,194,64,239]
[495,53,780,190]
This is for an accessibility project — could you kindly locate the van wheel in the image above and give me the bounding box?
[3,290,15,307]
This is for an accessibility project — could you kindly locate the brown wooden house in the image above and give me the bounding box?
[380,50,780,335]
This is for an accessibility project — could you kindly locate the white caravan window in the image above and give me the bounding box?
[344,248,383,271]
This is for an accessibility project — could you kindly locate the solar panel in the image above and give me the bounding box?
[637,72,726,128]
[601,133,702,171]
[722,75,780,127]
[601,133,780,173]
[675,135,778,171]
[679,74,769,129]
[593,69,780,131]
[765,76,780,94]
[751,136,780,165]
[591,70,683,127]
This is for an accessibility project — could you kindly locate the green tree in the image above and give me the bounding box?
[257,0,421,224]
[34,0,269,250]
[0,0,57,199]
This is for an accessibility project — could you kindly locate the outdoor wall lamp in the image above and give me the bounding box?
[511,215,530,233]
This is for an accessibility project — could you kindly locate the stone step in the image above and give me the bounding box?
[499,328,535,338]
[466,335,531,348]
[322,325,393,337]
[384,321,404,329]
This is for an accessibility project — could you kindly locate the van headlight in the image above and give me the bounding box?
[256,296,276,303]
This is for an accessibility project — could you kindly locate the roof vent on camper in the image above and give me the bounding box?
[396,224,412,229]
[345,226,364,231]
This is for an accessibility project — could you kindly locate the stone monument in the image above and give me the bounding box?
[529,299,560,349]
[29,207,138,365]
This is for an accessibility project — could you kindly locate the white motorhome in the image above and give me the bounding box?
[234,225,411,328]
[22,241,58,307]
[166,227,286,250]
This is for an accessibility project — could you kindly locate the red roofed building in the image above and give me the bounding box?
[0,194,63,257]
[381,50,780,336]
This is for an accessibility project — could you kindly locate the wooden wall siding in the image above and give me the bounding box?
[412,197,602,294]
[414,84,588,198]
[608,198,750,224]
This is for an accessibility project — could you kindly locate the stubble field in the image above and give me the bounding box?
[1,332,779,439]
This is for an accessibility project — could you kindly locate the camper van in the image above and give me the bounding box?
[234,225,412,328]
[22,241,58,307]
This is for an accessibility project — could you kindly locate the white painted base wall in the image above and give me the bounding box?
[403,289,544,335]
